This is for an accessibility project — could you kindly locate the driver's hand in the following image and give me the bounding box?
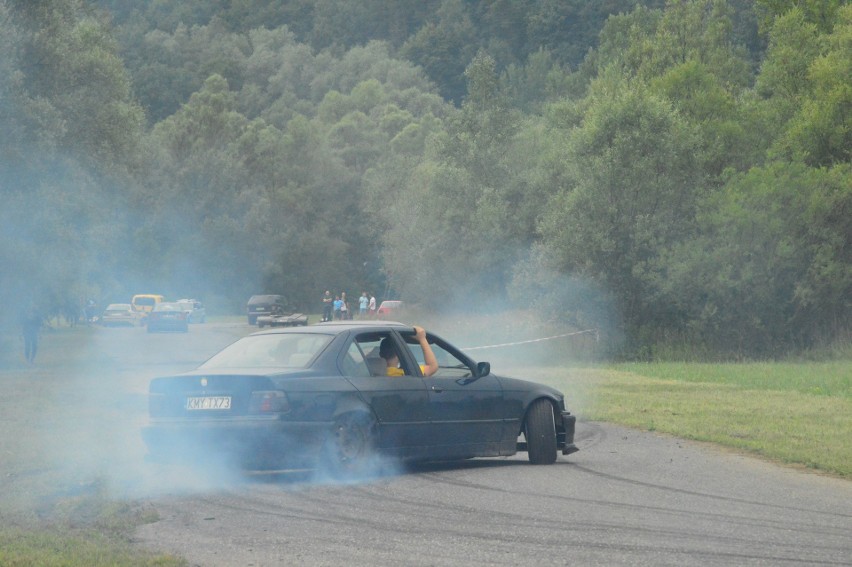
[413,325,426,341]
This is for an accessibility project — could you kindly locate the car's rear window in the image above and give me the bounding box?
[135,297,157,306]
[199,333,333,369]
[154,303,181,311]
[248,295,281,305]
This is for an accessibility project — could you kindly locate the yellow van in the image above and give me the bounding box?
[131,294,164,323]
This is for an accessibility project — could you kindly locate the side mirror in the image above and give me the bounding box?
[476,361,491,377]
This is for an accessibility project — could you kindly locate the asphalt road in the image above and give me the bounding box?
[90,322,851,567]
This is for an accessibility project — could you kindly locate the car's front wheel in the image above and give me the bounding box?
[322,413,378,478]
[525,399,557,464]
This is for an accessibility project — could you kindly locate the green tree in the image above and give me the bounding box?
[661,162,851,354]
[538,79,705,337]
[769,4,851,166]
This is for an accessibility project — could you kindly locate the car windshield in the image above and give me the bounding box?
[199,333,333,369]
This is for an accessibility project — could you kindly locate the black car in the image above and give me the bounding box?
[142,322,578,475]
[146,302,190,333]
[246,294,284,325]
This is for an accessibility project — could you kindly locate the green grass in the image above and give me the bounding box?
[0,484,185,567]
[536,361,852,478]
[0,530,186,567]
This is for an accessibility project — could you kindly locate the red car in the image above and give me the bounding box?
[376,300,403,319]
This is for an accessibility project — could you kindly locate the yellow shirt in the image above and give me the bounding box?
[386,365,425,376]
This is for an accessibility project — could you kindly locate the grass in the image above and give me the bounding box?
[533,361,852,478]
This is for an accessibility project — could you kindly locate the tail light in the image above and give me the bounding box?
[248,391,290,414]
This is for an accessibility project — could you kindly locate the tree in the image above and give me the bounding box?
[538,80,705,337]
[660,162,851,354]
[768,4,851,166]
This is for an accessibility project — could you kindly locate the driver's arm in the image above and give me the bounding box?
[413,326,439,377]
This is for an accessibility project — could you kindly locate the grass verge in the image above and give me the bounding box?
[537,361,852,478]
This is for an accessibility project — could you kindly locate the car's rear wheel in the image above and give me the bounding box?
[322,413,377,478]
[525,399,557,464]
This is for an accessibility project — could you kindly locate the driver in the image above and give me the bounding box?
[380,326,439,377]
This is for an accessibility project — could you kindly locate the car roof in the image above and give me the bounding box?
[251,321,411,336]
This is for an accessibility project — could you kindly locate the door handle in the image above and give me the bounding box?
[430,385,443,393]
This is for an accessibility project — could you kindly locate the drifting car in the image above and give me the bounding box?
[257,311,308,328]
[147,302,190,333]
[100,303,137,327]
[142,321,578,475]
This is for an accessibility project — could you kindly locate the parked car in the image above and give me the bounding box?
[246,294,285,325]
[257,312,308,328]
[131,294,164,324]
[142,321,578,475]
[176,299,206,323]
[100,303,137,327]
[146,302,189,333]
[376,300,403,319]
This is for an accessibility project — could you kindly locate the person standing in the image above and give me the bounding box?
[333,295,343,320]
[368,293,377,318]
[20,309,42,364]
[340,292,349,320]
[358,292,369,319]
[321,290,333,322]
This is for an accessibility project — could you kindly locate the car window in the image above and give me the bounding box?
[199,334,332,369]
[352,332,416,377]
[403,334,473,378]
[341,342,371,377]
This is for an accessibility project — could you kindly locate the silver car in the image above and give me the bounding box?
[176,299,206,323]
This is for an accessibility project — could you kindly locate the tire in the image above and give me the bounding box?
[322,413,377,478]
[248,315,257,325]
[525,399,557,464]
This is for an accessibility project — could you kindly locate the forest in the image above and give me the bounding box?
[0,0,848,358]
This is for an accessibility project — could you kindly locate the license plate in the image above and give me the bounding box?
[186,396,231,410]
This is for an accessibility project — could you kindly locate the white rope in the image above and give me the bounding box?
[462,329,597,351]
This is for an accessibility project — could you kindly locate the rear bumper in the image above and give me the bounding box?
[559,411,579,455]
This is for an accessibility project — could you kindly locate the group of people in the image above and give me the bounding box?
[321,290,377,322]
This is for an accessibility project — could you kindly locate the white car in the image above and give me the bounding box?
[100,303,138,327]
[175,299,206,323]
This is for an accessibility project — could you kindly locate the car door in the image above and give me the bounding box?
[400,332,504,447]
[337,332,431,454]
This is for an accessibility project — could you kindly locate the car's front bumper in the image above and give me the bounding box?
[559,411,579,455]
